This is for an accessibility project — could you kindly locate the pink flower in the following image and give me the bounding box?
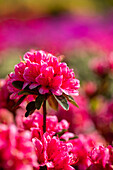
[32,132,76,169]
[93,99,113,144]
[68,134,96,170]
[89,57,109,76]
[108,52,113,71]
[0,123,38,170]
[0,78,16,111]
[7,62,28,99]
[108,145,113,168]
[0,108,14,125]
[83,81,97,97]
[23,111,69,139]
[89,145,113,169]
[8,50,80,98]
[56,95,94,134]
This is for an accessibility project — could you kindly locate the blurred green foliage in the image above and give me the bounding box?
[0,0,113,18]
[0,49,23,78]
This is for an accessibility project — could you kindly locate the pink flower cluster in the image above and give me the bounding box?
[68,134,96,170]
[89,145,113,169]
[12,110,78,169]
[0,124,38,170]
[89,57,109,76]
[23,111,69,139]
[17,111,77,169]
[93,99,113,143]
[83,81,97,97]
[0,78,16,111]
[0,101,113,170]
[21,111,94,169]
[8,50,80,99]
[89,54,113,77]
[56,95,94,134]
[33,132,76,169]
[21,111,111,170]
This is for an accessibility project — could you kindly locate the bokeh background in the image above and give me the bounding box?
[0,0,113,78]
[0,0,113,145]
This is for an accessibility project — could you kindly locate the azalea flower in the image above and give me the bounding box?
[89,145,113,169]
[7,50,80,121]
[56,95,94,134]
[8,50,80,97]
[23,111,69,139]
[32,132,76,170]
[89,57,109,77]
[0,78,16,112]
[0,124,38,170]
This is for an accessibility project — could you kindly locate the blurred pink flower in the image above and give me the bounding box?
[83,81,97,97]
[1,15,113,54]
[32,132,76,169]
[0,124,38,170]
[89,145,113,170]
[89,57,109,76]
[7,62,28,99]
[56,95,94,134]
[108,52,113,71]
[0,108,14,125]
[93,99,113,144]
[68,134,96,170]
[61,132,106,170]
[23,111,69,139]
[0,78,16,111]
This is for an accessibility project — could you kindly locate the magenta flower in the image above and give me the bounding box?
[0,108,14,125]
[32,132,75,169]
[0,78,17,112]
[89,57,109,76]
[93,99,113,143]
[0,123,38,170]
[89,145,113,169]
[108,53,113,72]
[7,50,80,118]
[23,111,69,139]
[83,81,97,97]
[68,134,96,170]
[8,50,79,96]
[56,95,93,134]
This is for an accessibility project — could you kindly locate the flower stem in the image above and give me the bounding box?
[43,99,47,133]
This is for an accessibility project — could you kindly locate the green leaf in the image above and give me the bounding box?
[54,129,67,138]
[25,101,36,117]
[18,91,31,95]
[60,138,66,141]
[53,94,69,110]
[12,81,24,89]
[35,94,45,110]
[69,135,78,140]
[64,94,79,108]
[18,90,36,95]
[48,95,58,111]
[13,95,26,109]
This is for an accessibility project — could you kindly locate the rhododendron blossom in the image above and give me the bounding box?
[0,78,16,112]
[8,50,80,98]
[89,145,113,169]
[0,124,38,170]
[89,57,109,76]
[32,132,76,170]
[23,112,69,139]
